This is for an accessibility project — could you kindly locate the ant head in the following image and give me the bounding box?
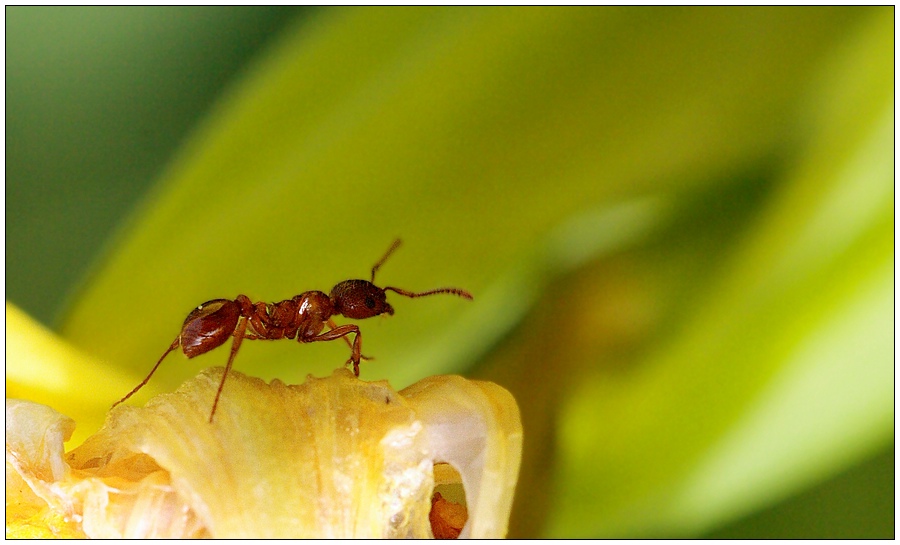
[330,279,394,320]
[330,240,473,321]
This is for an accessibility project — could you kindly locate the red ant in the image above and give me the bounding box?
[112,239,472,422]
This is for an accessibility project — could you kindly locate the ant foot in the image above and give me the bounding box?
[344,358,361,377]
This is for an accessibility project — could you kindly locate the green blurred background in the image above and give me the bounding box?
[6,7,893,538]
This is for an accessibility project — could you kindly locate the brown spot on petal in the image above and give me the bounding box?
[429,492,468,539]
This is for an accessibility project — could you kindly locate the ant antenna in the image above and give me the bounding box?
[372,239,473,300]
[384,286,474,300]
[371,238,402,282]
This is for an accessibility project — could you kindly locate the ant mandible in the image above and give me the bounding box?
[111,239,472,422]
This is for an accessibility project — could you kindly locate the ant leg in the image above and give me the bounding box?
[208,316,249,423]
[327,319,373,361]
[226,295,263,340]
[112,337,180,409]
[246,311,269,340]
[306,324,363,376]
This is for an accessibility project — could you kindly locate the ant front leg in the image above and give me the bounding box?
[304,324,364,376]
[327,319,373,363]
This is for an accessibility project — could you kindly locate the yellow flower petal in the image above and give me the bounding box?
[7,368,521,538]
[5,400,85,538]
[6,302,157,446]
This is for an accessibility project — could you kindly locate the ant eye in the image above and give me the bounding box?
[365,296,376,309]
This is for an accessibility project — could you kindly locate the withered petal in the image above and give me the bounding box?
[6,368,521,538]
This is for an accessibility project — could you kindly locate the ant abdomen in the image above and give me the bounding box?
[181,299,242,358]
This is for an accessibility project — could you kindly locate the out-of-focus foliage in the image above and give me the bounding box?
[7,7,893,538]
[6,302,151,447]
[6,6,308,325]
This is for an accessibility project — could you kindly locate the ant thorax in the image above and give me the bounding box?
[293,291,333,337]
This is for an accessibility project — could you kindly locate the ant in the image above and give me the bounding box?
[112,239,472,422]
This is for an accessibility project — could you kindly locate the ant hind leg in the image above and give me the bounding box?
[112,337,180,409]
[208,317,249,423]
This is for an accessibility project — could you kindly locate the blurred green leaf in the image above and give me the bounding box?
[60,6,869,384]
[547,11,893,537]
[51,6,891,538]
[6,7,305,324]
[704,444,894,538]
